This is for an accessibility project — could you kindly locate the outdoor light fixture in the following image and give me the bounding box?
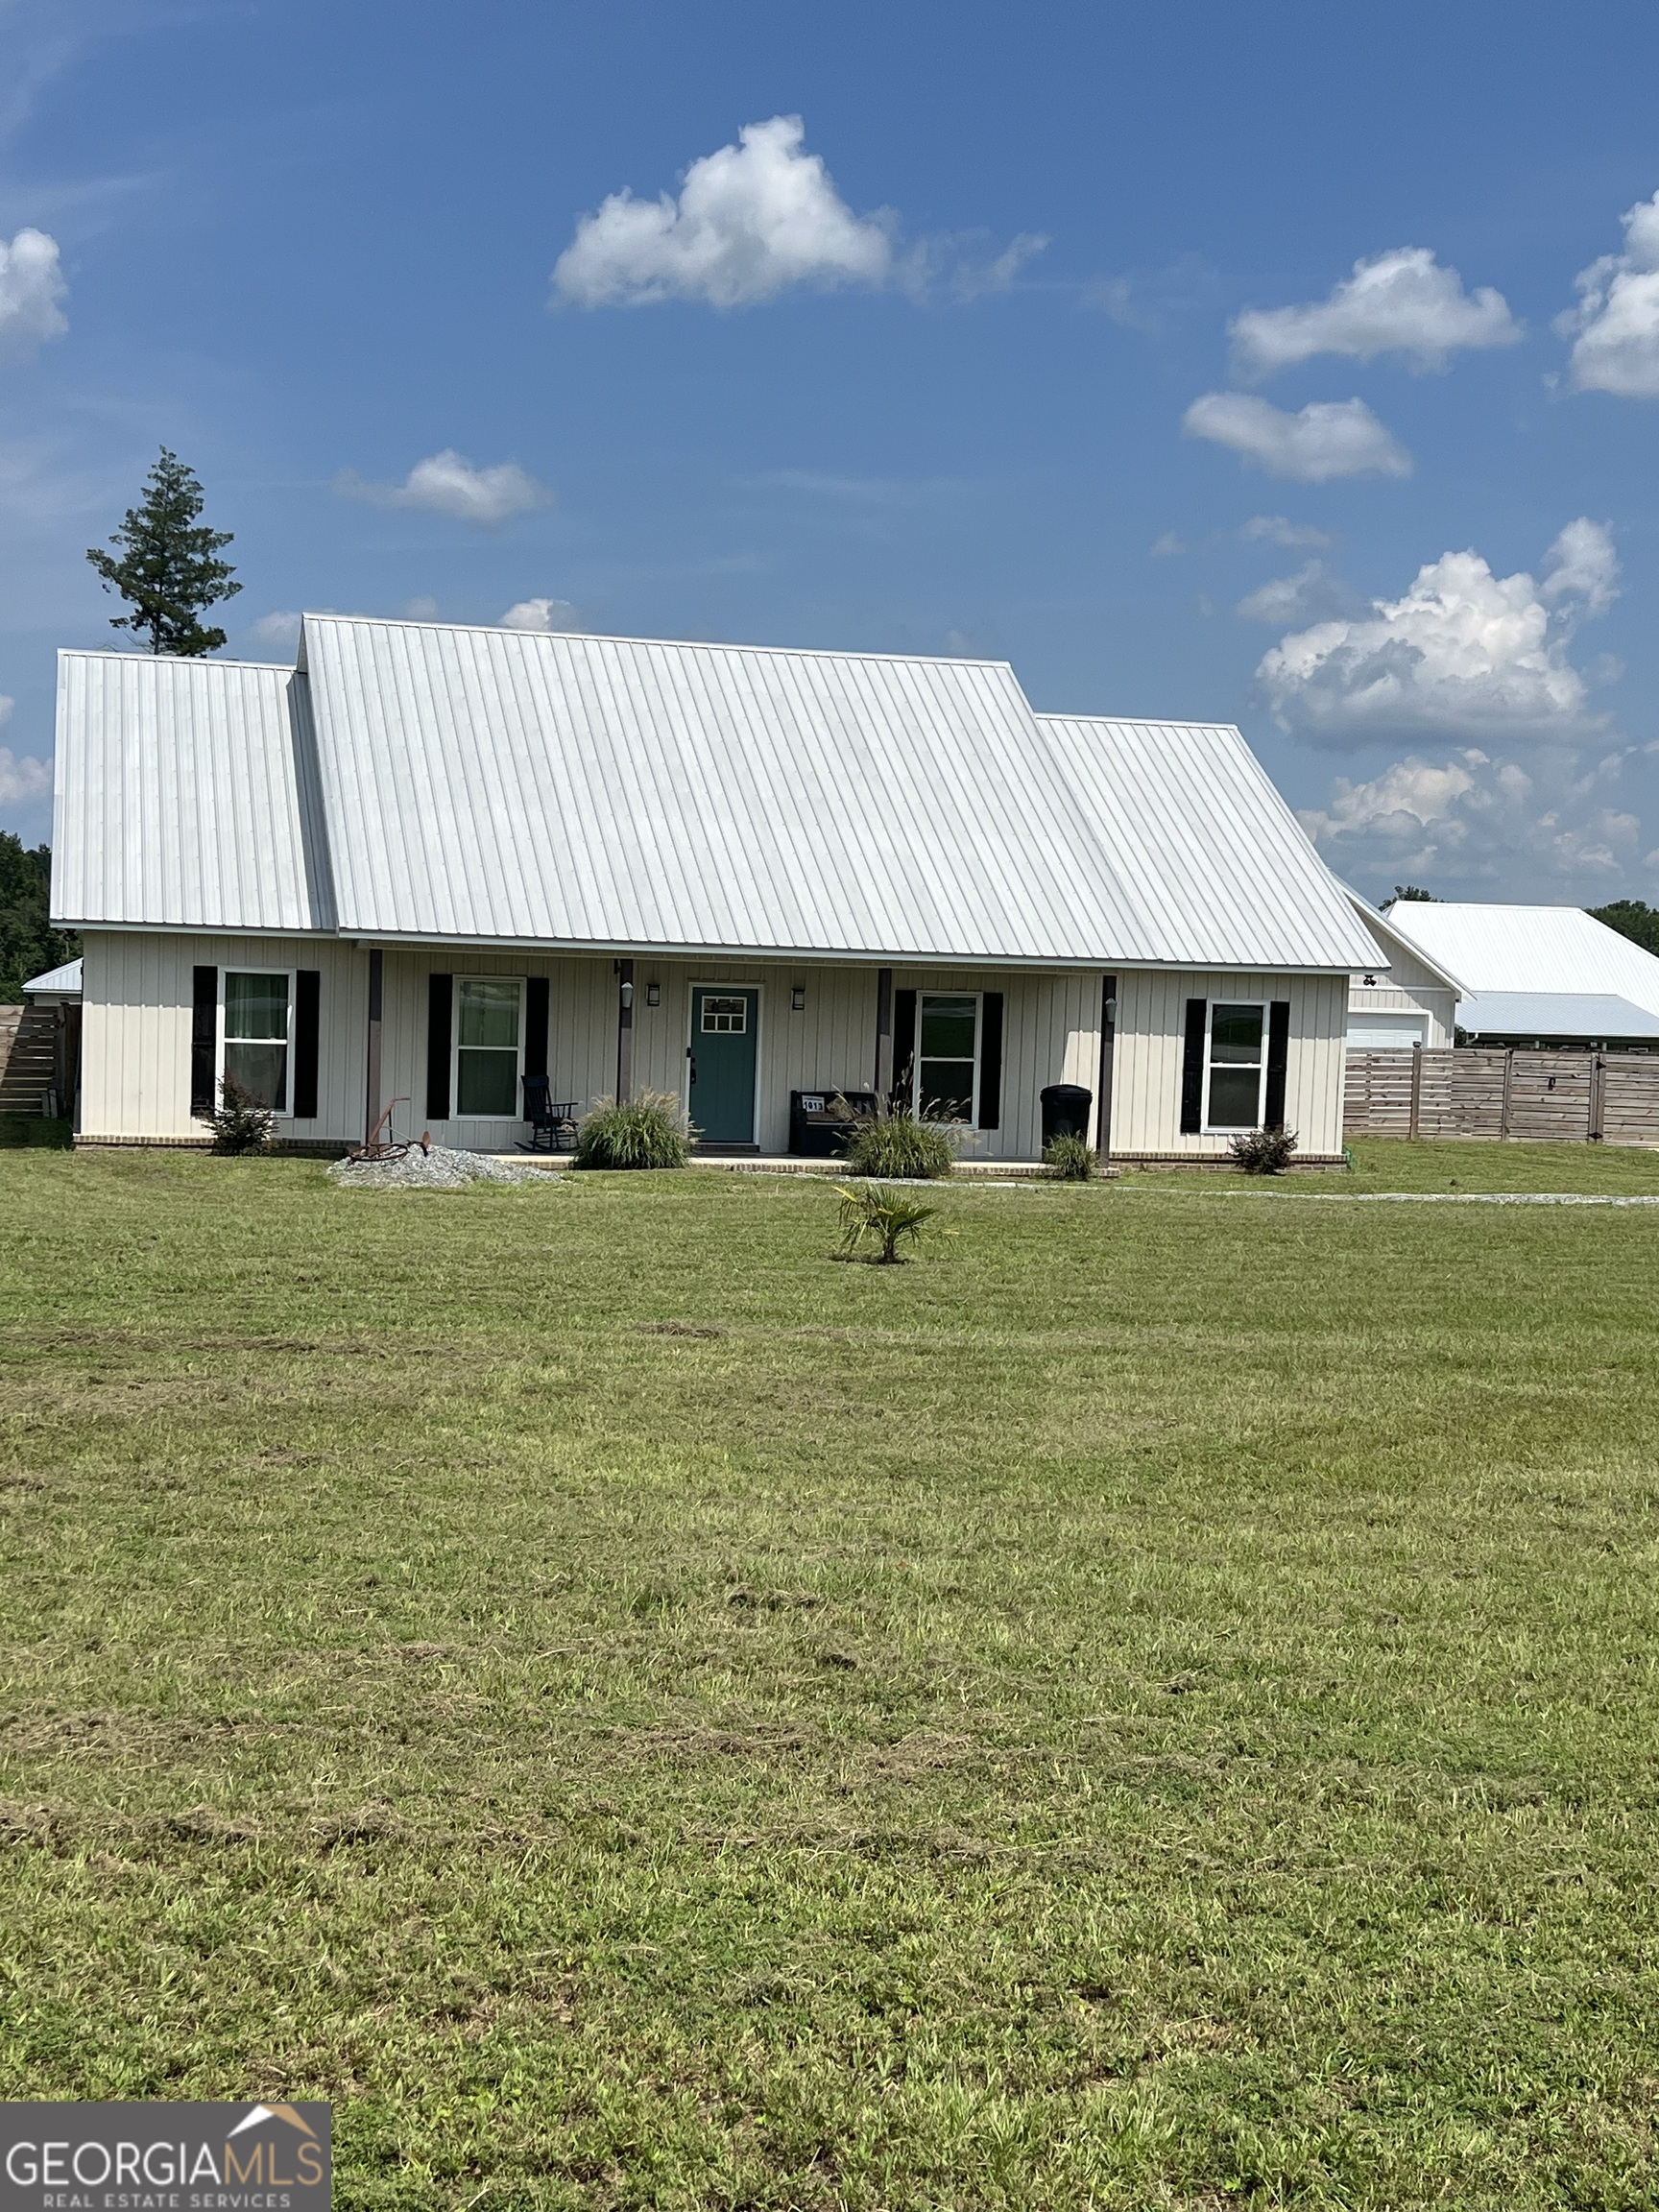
[620,979,634,1010]
[1104,997,1118,1022]
[791,985,806,1012]
[646,980,661,1007]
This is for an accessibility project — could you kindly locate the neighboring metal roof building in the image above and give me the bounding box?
[1381,901,1659,1021]
[21,956,82,999]
[53,651,334,932]
[52,614,1378,972]
[1456,991,1659,1043]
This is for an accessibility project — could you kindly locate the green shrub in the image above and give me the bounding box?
[210,1077,275,1156]
[832,1182,938,1264]
[1044,1134,1099,1180]
[574,1090,691,1170]
[843,1104,956,1180]
[1229,1124,1298,1174]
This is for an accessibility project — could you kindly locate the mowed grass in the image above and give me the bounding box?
[2,1142,1657,2210]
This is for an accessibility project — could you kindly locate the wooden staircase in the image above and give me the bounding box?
[0,1003,59,1116]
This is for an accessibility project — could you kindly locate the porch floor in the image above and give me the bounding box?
[487,1151,1067,1180]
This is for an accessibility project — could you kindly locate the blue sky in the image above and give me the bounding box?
[5,0,1659,905]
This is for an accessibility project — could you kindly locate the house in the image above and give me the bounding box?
[1344,890,1462,1048]
[51,615,1381,1164]
[1380,901,1659,1050]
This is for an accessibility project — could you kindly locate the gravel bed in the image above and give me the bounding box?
[327,1143,560,1190]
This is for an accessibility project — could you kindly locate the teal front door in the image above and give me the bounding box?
[689,988,759,1144]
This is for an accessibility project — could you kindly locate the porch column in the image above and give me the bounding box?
[364,947,384,1144]
[1094,974,1117,1159]
[615,957,635,1101]
[874,967,894,1102]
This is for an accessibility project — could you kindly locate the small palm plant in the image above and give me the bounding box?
[832,1182,938,1264]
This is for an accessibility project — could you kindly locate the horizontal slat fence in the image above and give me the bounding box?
[1344,1046,1659,1144]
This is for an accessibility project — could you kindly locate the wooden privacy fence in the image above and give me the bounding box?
[1344,1046,1659,1144]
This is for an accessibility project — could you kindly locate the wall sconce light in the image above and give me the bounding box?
[619,979,634,1011]
[646,980,661,1008]
[1362,974,1378,988]
[791,985,806,1012]
[1103,997,1118,1023]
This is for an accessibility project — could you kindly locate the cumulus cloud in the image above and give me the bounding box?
[336,450,552,527]
[0,744,51,807]
[1557,190,1659,397]
[1242,515,1334,549]
[1231,247,1520,377]
[500,596,580,632]
[1257,521,1620,747]
[1183,393,1412,481]
[251,611,302,647]
[1236,560,1360,625]
[0,228,67,362]
[1300,744,1644,892]
[553,116,894,308]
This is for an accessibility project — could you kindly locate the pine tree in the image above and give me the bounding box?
[86,448,240,655]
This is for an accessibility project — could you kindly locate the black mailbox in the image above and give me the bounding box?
[789,1088,877,1157]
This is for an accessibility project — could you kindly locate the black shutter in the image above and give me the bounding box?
[977,991,1003,1129]
[190,965,217,1118]
[1263,999,1291,1129]
[524,976,549,1080]
[893,989,917,1105]
[1179,997,1207,1134]
[426,974,452,1120]
[293,970,321,1118]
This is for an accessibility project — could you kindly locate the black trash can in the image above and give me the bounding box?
[1040,1083,1093,1146]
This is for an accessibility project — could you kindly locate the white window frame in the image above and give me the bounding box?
[685,982,763,1141]
[451,974,526,1122]
[912,989,982,1125]
[1202,998,1267,1134]
[218,966,295,1118]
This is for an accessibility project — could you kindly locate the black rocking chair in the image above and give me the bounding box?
[520,1074,579,1152]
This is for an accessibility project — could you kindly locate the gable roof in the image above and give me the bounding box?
[53,615,1378,972]
[1341,884,1463,991]
[1381,901,1659,1020]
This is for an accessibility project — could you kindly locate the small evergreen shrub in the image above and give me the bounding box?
[1229,1124,1298,1174]
[843,1103,956,1180]
[211,1077,275,1156]
[574,1090,691,1170]
[832,1183,938,1264]
[1044,1134,1099,1180]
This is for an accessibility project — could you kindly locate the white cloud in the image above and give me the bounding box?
[0,745,51,807]
[336,450,552,527]
[950,231,1048,301]
[0,694,11,726]
[0,228,67,362]
[251,611,302,647]
[1183,393,1411,481]
[1149,530,1186,557]
[1300,745,1644,893]
[1557,191,1659,397]
[1231,247,1520,377]
[553,116,894,308]
[1236,560,1359,625]
[500,597,580,632]
[1257,521,1620,747]
[1242,515,1334,549]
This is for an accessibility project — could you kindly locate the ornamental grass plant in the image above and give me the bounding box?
[574,1090,692,1169]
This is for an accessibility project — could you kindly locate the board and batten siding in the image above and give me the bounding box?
[1109,969,1350,1160]
[1347,929,1457,1049]
[80,929,365,1142]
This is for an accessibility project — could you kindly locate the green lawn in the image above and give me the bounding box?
[2,1142,1656,2209]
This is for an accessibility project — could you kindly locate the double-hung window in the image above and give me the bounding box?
[455,978,522,1117]
[222,971,291,1111]
[1205,1003,1265,1129]
[914,993,978,1123]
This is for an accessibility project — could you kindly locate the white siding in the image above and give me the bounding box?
[1349,931,1456,1048]
[1110,970,1349,1161]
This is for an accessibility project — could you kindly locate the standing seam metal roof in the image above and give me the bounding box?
[54,616,1378,971]
[1380,902,1659,1020]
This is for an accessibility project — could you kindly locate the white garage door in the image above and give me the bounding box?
[1348,1012,1430,1048]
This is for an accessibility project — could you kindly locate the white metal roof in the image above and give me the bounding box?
[1037,713,1382,971]
[52,614,1376,972]
[21,956,82,998]
[1457,990,1659,1041]
[1381,902,1659,1020]
[53,652,334,932]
